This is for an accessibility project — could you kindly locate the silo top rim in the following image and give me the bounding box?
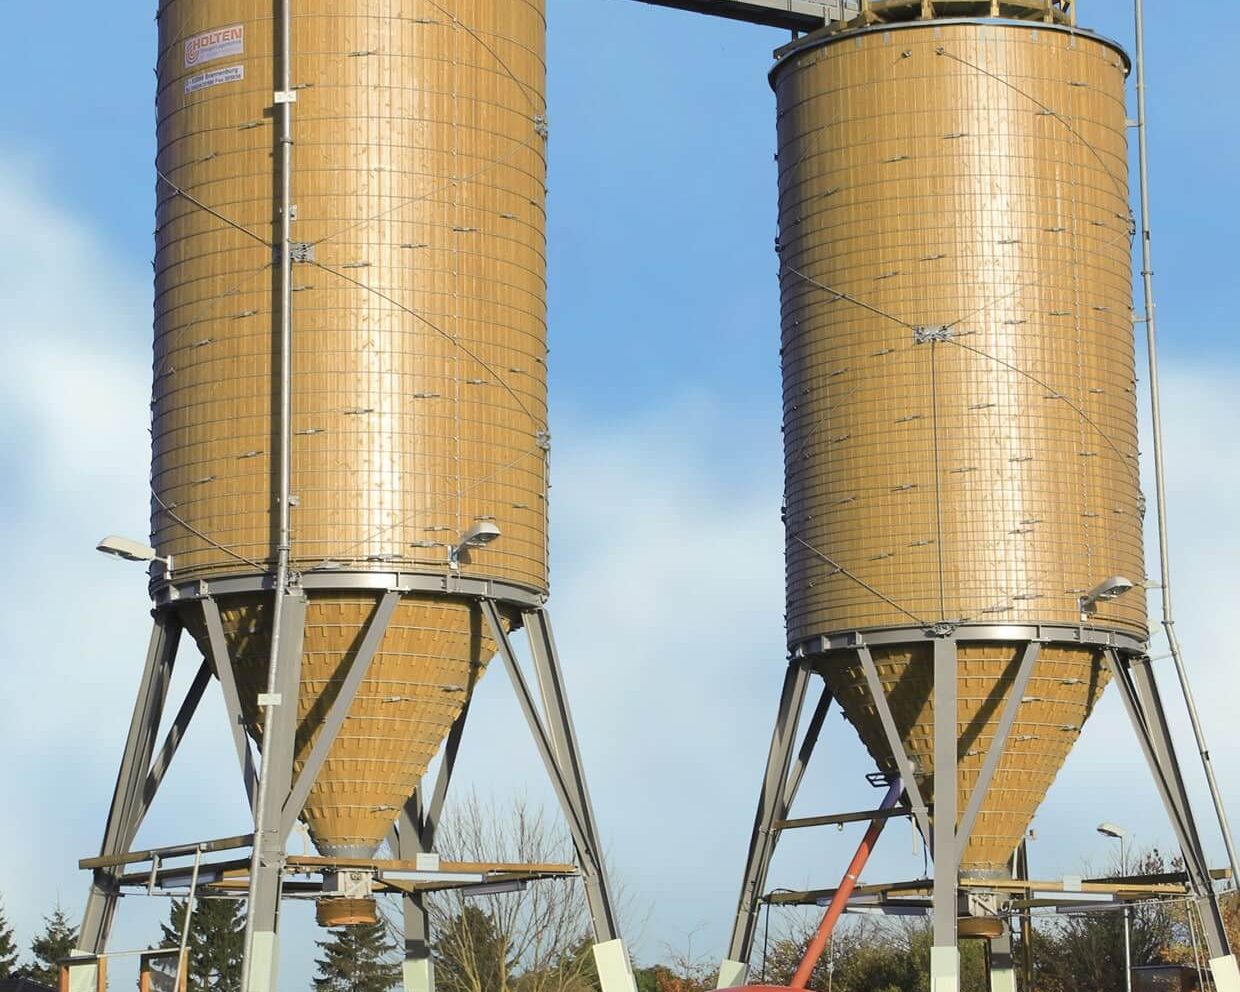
[769,17,1130,86]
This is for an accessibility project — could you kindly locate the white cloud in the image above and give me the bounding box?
[2,155,1239,987]
[0,162,247,985]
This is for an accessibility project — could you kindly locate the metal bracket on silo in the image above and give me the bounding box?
[914,325,953,344]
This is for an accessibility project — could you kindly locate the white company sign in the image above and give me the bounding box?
[185,65,245,94]
[184,24,244,68]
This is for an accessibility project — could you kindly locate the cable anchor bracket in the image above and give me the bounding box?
[913,325,953,345]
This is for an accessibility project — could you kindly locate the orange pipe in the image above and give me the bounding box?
[789,778,904,989]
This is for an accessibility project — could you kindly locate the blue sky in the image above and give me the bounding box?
[1,0,1238,987]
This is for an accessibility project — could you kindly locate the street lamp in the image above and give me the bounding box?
[1097,822,1130,868]
[1098,822,1133,992]
[1080,576,1135,616]
[448,521,501,569]
[96,535,173,578]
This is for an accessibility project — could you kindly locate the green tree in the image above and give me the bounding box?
[23,905,78,987]
[1032,848,1192,992]
[0,896,19,979]
[158,897,244,990]
[422,793,603,991]
[313,920,400,992]
[434,905,512,992]
[518,935,601,991]
[759,916,987,992]
[633,966,682,992]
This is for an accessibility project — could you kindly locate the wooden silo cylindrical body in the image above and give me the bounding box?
[772,18,1145,872]
[152,0,548,857]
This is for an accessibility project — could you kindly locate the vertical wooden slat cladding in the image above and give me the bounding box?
[774,22,1144,871]
[156,1,547,857]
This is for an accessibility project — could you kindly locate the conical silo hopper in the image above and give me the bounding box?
[772,3,1145,875]
[150,0,550,909]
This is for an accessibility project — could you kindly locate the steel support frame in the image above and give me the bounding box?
[860,635,1043,992]
[1105,649,1236,976]
[77,587,398,984]
[391,787,438,992]
[723,623,1237,991]
[718,660,832,985]
[720,627,1057,991]
[930,637,960,991]
[79,585,634,991]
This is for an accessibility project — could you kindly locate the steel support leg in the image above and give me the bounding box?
[482,602,637,992]
[1106,651,1237,987]
[78,612,182,956]
[244,592,305,992]
[986,930,1017,992]
[395,789,435,992]
[932,637,960,992]
[718,659,813,987]
[524,609,637,992]
[392,684,473,992]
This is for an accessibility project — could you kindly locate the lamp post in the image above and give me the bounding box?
[96,535,173,577]
[1098,823,1133,992]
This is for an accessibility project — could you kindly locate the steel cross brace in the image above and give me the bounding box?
[135,658,213,838]
[201,596,257,809]
[278,589,401,840]
[720,659,833,980]
[79,613,183,954]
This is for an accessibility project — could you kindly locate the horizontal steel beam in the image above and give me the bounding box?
[1084,868,1231,887]
[620,0,834,31]
[776,805,911,831]
[766,875,1193,906]
[154,568,544,610]
[285,855,578,875]
[794,623,1147,657]
[79,833,254,870]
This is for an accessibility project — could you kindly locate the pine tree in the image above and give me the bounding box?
[159,897,245,991]
[23,905,78,987]
[312,919,400,992]
[0,895,19,979]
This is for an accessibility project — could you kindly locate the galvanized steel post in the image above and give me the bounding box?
[239,0,296,985]
[1132,0,1240,895]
